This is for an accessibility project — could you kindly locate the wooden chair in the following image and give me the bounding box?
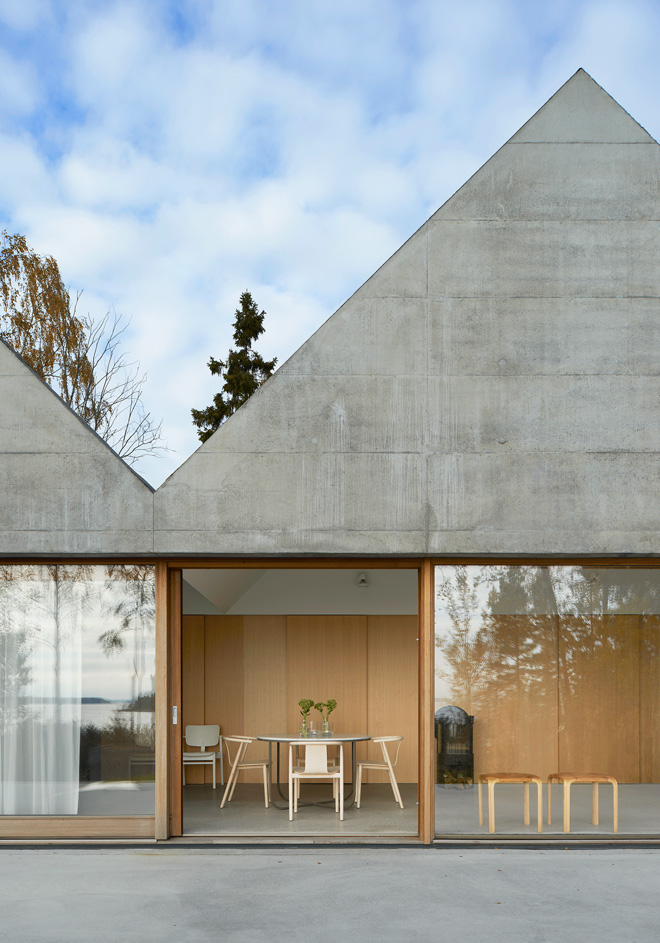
[220,736,270,808]
[182,725,223,788]
[356,736,404,809]
[478,772,543,834]
[291,743,339,799]
[547,772,618,833]
[288,741,344,822]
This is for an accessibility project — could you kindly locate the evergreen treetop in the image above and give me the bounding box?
[191,291,277,442]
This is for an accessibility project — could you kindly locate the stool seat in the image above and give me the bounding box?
[548,772,616,784]
[547,772,618,833]
[478,772,543,834]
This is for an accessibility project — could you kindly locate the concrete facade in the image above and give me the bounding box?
[2,70,659,559]
[154,70,660,557]
[0,339,154,555]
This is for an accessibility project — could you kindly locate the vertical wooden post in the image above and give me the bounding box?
[418,558,435,844]
[169,569,183,836]
[154,561,169,840]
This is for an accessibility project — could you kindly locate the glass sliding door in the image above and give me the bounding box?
[434,565,660,837]
[0,564,155,816]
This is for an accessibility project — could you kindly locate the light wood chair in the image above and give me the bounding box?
[356,736,404,809]
[547,772,618,833]
[478,772,543,834]
[288,741,344,821]
[182,725,224,788]
[291,743,339,800]
[220,736,270,808]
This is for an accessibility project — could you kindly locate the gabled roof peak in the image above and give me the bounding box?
[509,69,654,144]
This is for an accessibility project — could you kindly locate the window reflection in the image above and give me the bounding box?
[435,566,660,835]
[0,564,155,816]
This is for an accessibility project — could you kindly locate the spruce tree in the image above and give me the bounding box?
[191,291,277,442]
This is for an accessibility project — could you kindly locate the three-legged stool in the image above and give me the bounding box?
[547,772,618,833]
[478,772,543,834]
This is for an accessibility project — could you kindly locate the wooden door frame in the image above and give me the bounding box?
[163,557,434,843]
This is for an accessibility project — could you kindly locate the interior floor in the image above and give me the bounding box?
[435,783,660,836]
[183,782,418,837]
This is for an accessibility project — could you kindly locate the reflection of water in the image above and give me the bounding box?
[81,702,152,729]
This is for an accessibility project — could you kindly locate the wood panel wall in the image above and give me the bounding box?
[442,614,660,783]
[182,614,418,784]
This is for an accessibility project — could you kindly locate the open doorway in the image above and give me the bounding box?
[178,567,419,837]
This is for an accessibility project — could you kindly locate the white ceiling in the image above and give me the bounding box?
[182,568,418,615]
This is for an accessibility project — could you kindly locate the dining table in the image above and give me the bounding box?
[257,734,371,810]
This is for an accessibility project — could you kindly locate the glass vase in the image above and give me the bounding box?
[299,718,308,738]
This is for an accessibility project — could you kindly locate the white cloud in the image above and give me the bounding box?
[0,0,48,31]
[2,0,660,484]
[0,49,41,119]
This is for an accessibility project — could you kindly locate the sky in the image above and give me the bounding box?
[2,0,660,486]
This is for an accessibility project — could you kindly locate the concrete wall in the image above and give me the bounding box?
[0,340,154,554]
[4,70,658,559]
[155,70,660,556]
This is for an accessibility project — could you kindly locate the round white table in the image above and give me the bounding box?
[257,735,371,810]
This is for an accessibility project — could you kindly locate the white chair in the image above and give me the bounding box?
[182,725,224,789]
[221,736,270,809]
[289,740,344,822]
[291,744,338,799]
[356,736,404,809]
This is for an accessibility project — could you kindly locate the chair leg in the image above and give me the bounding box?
[262,765,269,808]
[548,779,552,825]
[228,769,240,802]
[220,753,242,808]
[488,781,495,834]
[478,780,483,826]
[523,782,530,825]
[212,758,216,790]
[220,744,224,786]
[536,781,542,833]
[563,781,571,834]
[289,771,294,821]
[220,770,235,809]
[356,766,363,809]
[387,768,404,809]
[339,775,344,822]
[182,766,186,787]
[613,781,618,834]
[592,782,599,825]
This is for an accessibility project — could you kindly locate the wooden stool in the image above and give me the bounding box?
[478,772,543,834]
[547,772,618,833]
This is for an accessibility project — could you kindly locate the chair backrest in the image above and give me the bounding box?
[185,725,220,751]
[374,736,403,768]
[224,736,254,767]
[289,741,343,774]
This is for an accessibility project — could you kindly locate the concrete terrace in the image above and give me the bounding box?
[2,846,659,942]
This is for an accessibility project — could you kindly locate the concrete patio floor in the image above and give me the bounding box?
[183,782,418,837]
[2,845,659,942]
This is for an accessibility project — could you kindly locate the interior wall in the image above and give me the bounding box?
[182,614,418,784]
[445,614,660,783]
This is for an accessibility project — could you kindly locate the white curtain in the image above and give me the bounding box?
[0,567,83,815]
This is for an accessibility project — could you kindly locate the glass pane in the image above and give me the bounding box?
[435,566,660,836]
[0,564,155,815]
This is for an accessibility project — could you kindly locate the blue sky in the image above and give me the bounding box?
[1,0,660,485]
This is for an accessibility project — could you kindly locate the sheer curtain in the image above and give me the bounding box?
[0,567,83,815]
